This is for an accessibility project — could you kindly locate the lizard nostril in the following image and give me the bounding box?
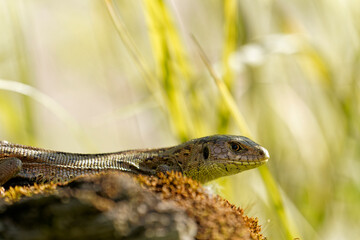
[259,147,270,159]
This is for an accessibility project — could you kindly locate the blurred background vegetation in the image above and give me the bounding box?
[1,0,359,239]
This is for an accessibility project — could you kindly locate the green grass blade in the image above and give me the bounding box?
[0,79,95,150]
[192,37,298,239]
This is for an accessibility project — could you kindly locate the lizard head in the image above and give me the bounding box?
[175,135,269,183]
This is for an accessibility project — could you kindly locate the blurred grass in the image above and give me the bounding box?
[0,79,95,150]
[1,0,360,239]
[217,0,240,134]
[142,0,195,141]
[2,1,36,144]
[194,35,295,238]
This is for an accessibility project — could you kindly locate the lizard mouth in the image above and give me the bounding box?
[216,158,268,166]
[241,158,269,165]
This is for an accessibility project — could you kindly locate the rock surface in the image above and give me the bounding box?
[0,173,196,240]
[0,172,265,240]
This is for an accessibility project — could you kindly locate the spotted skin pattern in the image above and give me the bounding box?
[0,135,269,185]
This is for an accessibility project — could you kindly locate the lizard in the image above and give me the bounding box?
[0,135,269,186]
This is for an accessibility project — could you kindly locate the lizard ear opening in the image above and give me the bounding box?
[203,146,209,160]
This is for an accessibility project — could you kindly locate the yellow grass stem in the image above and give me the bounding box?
[192,36,297,239]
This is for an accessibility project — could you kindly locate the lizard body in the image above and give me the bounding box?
[0,135,269,185]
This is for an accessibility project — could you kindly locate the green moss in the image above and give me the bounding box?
[137,171,265,240]
[0,183,58,203]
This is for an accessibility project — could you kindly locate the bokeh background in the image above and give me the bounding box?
[1,1,359,239]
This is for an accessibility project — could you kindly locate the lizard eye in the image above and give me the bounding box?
[230,142,244,152]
